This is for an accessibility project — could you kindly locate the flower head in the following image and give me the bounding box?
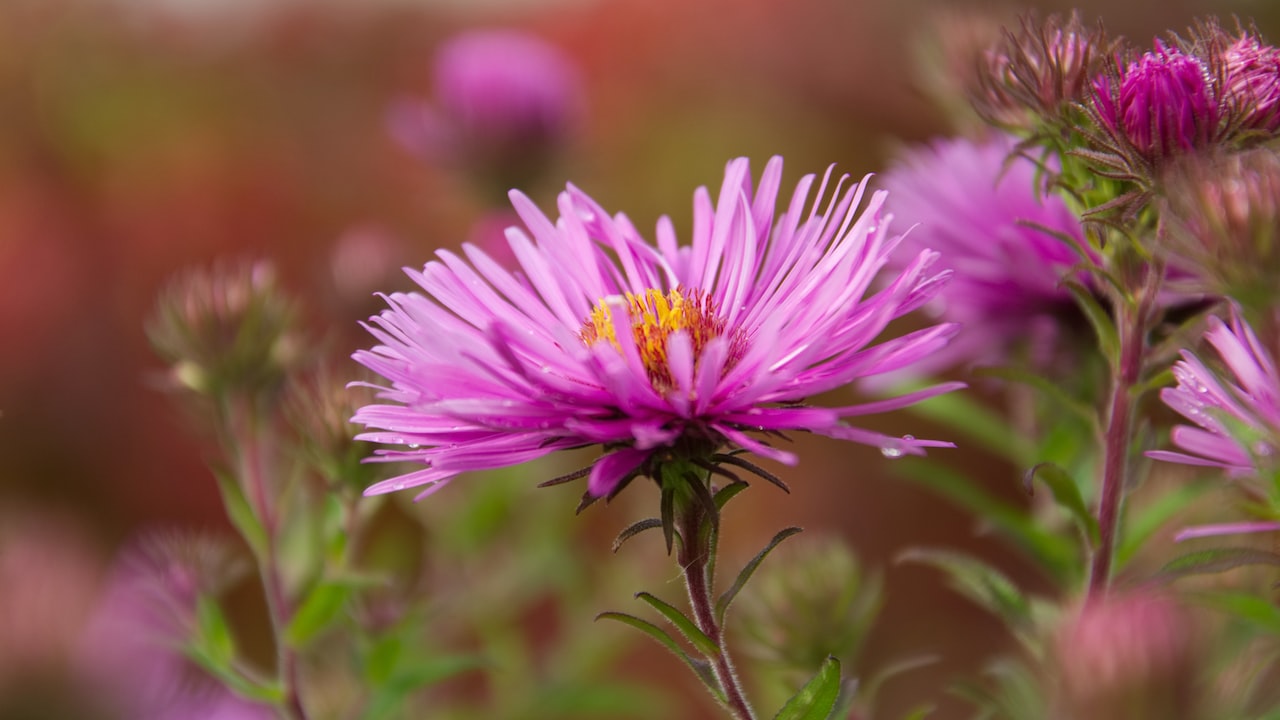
[1089,41,1219,171]
[878,133,1089,370]
[973,11,1106,130]
[1222,31,1280,133]
[1159,147,1280,309]
[1148,307,1280,477]
[388,29,583,195]
[353,157,960,502]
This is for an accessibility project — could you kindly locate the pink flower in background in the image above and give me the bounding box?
[353,156,960,501]
[388,29,583,193]
[1148,307,1280,476]
[879,133,1088,370]
[76,535,270,720]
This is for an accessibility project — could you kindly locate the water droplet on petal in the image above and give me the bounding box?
[880,442,904,459]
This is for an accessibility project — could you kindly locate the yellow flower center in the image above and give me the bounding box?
[580,287,744,390]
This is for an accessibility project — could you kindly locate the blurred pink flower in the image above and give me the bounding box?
[76,534,269,720]
[388,29,583,194]
[879,132,1089,370]
[1223,32,1280,133]
[353,156,960,501]
[1147,307,1280,476]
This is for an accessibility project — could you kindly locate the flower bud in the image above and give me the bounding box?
[1160,147,1280,310]
[736,536,882,676]
[147,260,301,402]
[284,365,384,494]
[1053,591,1203,720]
[973,11,1106,131]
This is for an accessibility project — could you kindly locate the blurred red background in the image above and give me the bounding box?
[1,0,1273,717]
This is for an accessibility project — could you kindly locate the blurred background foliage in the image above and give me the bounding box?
[2,0,1277,717]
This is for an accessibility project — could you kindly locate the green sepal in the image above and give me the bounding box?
[1023,462,1100,548]
[772,655,842,720]
[714,526,803,626]
[1154,547,1280,582]
[713,480,750,510]
[634,591,719,657]
[596,611,724,701]
[612,518,663,553]
[284,580,353,647]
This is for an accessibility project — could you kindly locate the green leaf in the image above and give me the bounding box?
[596,611,723,700]
[897,549,1032,635]
[1155,547,1280,582]
[1063,279,1119,367]
[215,470,267,556]
[715,526,803,625]
[1196,591,1280,634]
[971,366,1096,427]
[634,591,719,657]
[1115,479,1214,570]
[1023,462,1100,548]
[362,654,487,720]
[892,382,1034,466]
[856,654,939,715]
[194,595,236,667]
[284,581,352,647]
[894,459,1077,579]
[773,655,842,720]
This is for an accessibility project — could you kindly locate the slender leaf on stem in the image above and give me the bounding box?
[1023,462,1100,548]
[1063,279,1120,367]
[214,470,267,556]
[894,459,1077,579]
[715,526,804,625]
[634,591,719,657]
[891,383,1034,466]
[596,611,723,699]
[897,549,1031,632]
[1195,591,1280,634]
[772,655,842,720]
[971,366,1096,427]
[660,482,677,555]
[1115,480,1214,570]
[612,518,663,554]
[1154,547,1280,582]
[284,580,353,647]
[856,654,940,715]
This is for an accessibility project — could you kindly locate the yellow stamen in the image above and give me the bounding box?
[580,287,742,390]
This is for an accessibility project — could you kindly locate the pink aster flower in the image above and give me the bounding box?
[878,133,1089,370]
[1147,308,1280,476]
[1090,41,1219,169]
[352,157,961,502]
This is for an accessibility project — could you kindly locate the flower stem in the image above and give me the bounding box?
[1088,274,1156,597]
[230,401,308,719]
[676,498,756,720]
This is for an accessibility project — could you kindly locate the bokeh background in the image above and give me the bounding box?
[2,0,1277,717]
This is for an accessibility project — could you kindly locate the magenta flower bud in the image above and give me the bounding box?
[1091,42,1218,167]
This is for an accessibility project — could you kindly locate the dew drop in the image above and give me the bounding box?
[407,443,421,449]
[880,442,904,459]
